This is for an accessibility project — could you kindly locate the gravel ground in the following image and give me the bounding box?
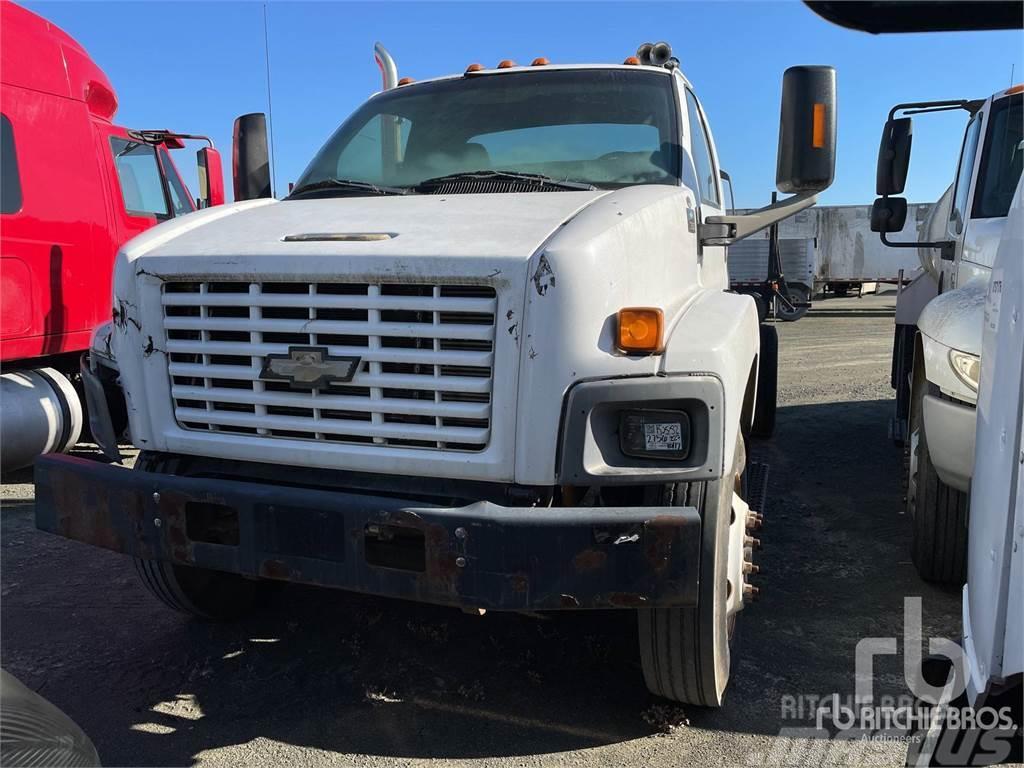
[1,290,963,767]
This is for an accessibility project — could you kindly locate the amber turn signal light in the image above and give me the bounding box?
[617,308,664,354]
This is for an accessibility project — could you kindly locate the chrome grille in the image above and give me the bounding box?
[161,281,497,451]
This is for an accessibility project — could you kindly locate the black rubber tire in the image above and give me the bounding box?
[909,414,968,585]
[777,284,809,322]
[134,558,261,621]
[637,452,737,707]
[750,325,778,439]
[0,669,100,767]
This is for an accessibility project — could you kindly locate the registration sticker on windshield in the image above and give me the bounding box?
[643,422,683,452]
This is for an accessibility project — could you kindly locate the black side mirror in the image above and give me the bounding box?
[876,117,912,195]
[232,113,272,201]
[870,197,908,233]
[776,65,837,194]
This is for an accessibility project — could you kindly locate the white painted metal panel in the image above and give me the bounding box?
[964,178,1024,704]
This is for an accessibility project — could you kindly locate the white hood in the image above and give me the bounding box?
[130,191,607,265]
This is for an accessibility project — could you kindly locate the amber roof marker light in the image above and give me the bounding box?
[465,63,483,73]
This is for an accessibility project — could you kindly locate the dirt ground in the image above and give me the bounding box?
[1,291,963,767]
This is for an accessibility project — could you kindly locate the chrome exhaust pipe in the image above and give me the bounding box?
[373,42,398,90]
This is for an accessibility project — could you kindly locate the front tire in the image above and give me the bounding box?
[134,559,261,621]
[906,375,968,585]
[638,442,744,707]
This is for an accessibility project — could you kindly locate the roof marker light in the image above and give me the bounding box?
[397,77,415,86]
[465,63,484,73]
[531,57,550,66]
[497,59,516,69]
[623,56,640,65]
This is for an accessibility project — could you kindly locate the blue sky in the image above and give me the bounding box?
[28,0,1023,207]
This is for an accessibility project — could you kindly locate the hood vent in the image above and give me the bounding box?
[282,232,396,242]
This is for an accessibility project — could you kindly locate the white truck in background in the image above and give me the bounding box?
[871,84,1023,584]
[32,44,838,706]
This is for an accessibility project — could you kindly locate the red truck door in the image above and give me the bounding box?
[104,125,173,244]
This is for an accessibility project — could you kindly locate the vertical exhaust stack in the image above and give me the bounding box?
[374,42,398,90]
[374,43,401,176]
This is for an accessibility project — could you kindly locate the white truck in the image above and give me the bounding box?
[872,84,1023,584]
[33,43,837,706]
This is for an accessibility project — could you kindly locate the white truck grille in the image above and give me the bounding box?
[160,281,497,451]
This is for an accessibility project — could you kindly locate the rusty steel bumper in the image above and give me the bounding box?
[34,455,702,611]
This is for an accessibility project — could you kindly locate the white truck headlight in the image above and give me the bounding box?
[948,349,980,392]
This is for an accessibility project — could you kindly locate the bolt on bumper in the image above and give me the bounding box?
[34,455,703,612]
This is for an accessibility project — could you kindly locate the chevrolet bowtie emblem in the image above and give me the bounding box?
[259,346,362,389]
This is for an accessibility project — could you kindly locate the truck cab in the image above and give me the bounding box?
[0,0,224,472]
[873,84,1024,584]
[34,44,836,706]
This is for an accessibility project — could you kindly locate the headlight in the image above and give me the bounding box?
[948,349,980,392]
[619,409,690,460]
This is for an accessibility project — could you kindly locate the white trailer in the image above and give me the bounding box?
[726,237,815,321]
[812,203,934,295]
[746,204,935,294]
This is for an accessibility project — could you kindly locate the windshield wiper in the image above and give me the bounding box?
[288,178,410,198]
[415,170,597,192]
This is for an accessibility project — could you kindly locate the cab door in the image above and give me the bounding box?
[957,93,1024,287]
[104,126,173,245]
[677,81,728,288]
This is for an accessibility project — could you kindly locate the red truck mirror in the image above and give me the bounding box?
[197,147,224,208]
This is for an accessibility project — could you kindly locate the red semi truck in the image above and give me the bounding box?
[0,0,224,471]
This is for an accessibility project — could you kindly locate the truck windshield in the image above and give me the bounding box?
[973,93,1023,220]
[294,69,680,195]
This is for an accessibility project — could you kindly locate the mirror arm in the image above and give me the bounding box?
[887,99,983,121]
[701,191,818,246]
[879,232,955,261]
